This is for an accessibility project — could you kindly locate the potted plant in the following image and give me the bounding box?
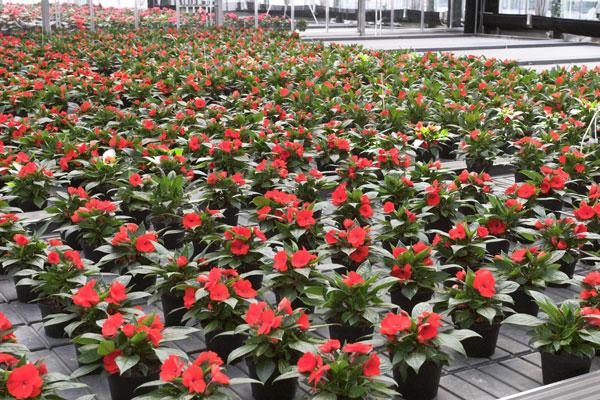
[198,170,248,226]
[136,352,254,399]
[268,244,320,309]
[433,268,517,357]
[336,155,378,189]
[0,356,90,400]
[208,225,267,289]
[98,223,162,290]
[314,271,395,344]
[1,233,48,303]
[68,151,124,198]
[458,129,499,173]
[512,136,548,182]
[180,208,222,256]
[63,198,124,262]
[517,167,568,212]
[532,216,593,280]
[491,247,568,315]
[410,122,452,162]
[0,213,24,259]
[322,219,372,272]
[75,312,196,400]
[381,303,477,400]
[377,203,425,249]
[227,299,318,400]
[417,179,459,234]
[328,184,375,226]
[479,194,527,255]
[281,339,396,399]
[113,172,154,225]
[287,169,333,203]
[503,291,600,384]
[432,222,490,269]
[145,172,186,249]
[383,242,447,314]
[3,160,57,211]
[579,270,600,308]
[453,169,493,214]
[29,247,97,338]
[46,186,90,249]
[183,267,257,360]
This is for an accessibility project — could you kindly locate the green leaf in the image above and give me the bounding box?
[502,313,544,327]
[227,343,257,365]
[255,359,276,383]
[476,307,497,324]
[115,354,140,375]
[405,352,426,373]
[97,340,115,356]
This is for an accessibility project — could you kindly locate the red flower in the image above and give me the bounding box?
[291,248,315,268]
[331,184,347,206]
[477,226,489,237]
[575,202,596,221]
[230,239,249,255]
[106,281,127,305]
[176,256,188,268]
[47,251,60,264]
[102,313,124,337]
[473,269,496,298]
[383,201,395,213]
[426,193,440,206]
[208,283,230,301]
[391,264,412,281]
[581,307,600,327]
[183,212,202,229]
[182,364,207,394]
[273,250,288,272]
[296,311,310,331]
[362,353,380,377]
[135,233,157,253]
[232,279,256,298]
[583,271,600,287]
[296,209,315,228]
[342,271,365,287]
[244,302,282,335]
[359,203,373,218]
[160,355,184,382]
[7,363,43,399]
[297,352,317,373]
[184,287,196,309]
[455,270,466,281]
[347,226,367,248]
[380,311,411,336]
[319,339,340,353]
[103,350,122,375]
[416,312,442,343]
[129,173,142,187]
[487,218,507,236]
[13,234,29,246]
[516,183,536,199]
[349,245,369,263]
[342,342,373,354]
[510,248,527,263]
[449,223,467,240]
[72,280,100,308]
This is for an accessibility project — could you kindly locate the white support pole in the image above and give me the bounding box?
[176,0,181,29]
[448,0,453,27]
[358,0,366,35]
[55,0,60,27]
[390,0,394,29]
[325,0,329,31]
[134,0,139,28]
[88,0,95,32]
[41,0,51,34]
[254,0,258,27]
[215,0,224,25]
[290,0,295,31]
[420,0,424,30]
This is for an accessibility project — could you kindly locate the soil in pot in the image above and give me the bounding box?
[13,276,37,303]
[512,289,539,315]
[328,323,374,344]
[394,360,442,400]
[161,292,186,327]
[541,351,592,385]
[461,322,500,358]
[246,359,298,400]
[38,299,68,338]
[204,329,246,362]
[486,239,510,256]
[390,287,433,315]
[107,370,159,400]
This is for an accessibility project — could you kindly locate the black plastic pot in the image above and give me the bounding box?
[541,351,592,385]
[161,292,186,327]
[247,359,298,400]
[514,171,527,183]
[107,371,159,400]
[129,274,156,292]
[205,329,246,362]
[512,289,539,316]
[222,206,239,226]
[13,277,36,303]
[426,217,453,236]
[244,273,263,291]
[465,158,492,173]
[60,231,82,251]
[394,360,442,400]
[461,322,500,358]
[539,198,562,213]
[12,198,45,212]
[193,241,218,257]
[390,287,433,314]
[330,254,360,274]
[39,300,68,338]
[549,257,578,288]
[81,241,105,265]
[328,323,373,344]
[486,239,510,256]
[122,206,149,226]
